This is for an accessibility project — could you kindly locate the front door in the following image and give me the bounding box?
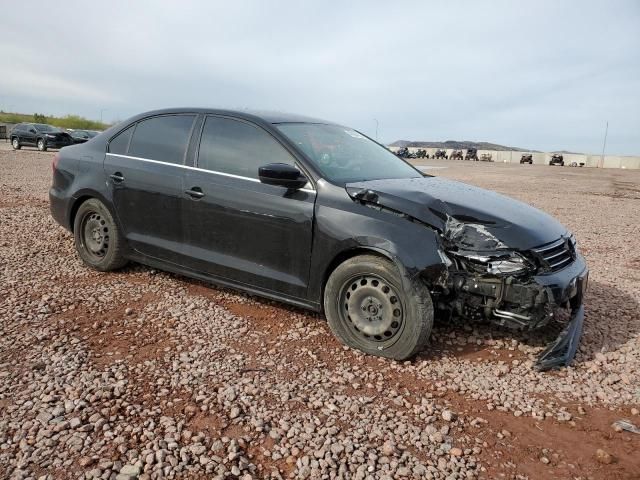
[182,115,315,300]
[103,114,197,265]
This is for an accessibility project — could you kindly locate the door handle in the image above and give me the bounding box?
[185,187,205,199]
[110,172,125,183]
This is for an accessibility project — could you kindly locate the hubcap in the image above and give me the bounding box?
[12,139,18,148]
[339,275,403,342]
[81,212,109,258]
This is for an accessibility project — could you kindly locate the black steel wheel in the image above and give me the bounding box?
[339,274,404,343]
[324,254,433,360]
[73,198,127,271]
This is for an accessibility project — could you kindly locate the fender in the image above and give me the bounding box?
[308,195,448,305]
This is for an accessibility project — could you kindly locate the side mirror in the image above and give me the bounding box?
[258,163,308,190]
[30,128,37,133]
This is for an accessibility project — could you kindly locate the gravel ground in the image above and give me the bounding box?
[1,143,639,480]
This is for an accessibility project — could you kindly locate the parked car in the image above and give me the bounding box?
[69,129,100,144]
[520,154,533,164]
[549,154,565,166]
[450,149,463,160]
[465,148,479,161]
[49,108,588,370]
[434,149,448,159]
[11,123,73,151]
[480,153,493,162]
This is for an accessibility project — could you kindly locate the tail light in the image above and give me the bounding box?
[52,152,60,174]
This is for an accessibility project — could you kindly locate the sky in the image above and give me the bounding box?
[1,0,639,155]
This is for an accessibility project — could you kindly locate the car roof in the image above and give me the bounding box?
[129,108,335,125]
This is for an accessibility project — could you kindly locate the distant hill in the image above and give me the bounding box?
[389,140,538,152]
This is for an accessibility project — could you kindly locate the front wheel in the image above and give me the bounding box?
[37,139,47,151]
[73,198,128,271]
[11,137,21,150]
[324,255,433,360]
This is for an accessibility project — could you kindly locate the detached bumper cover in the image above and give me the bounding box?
[535,265,588,371]
[535,304,584,371]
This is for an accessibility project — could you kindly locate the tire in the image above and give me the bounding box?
[73,198,128,271]
[324,254,433,360]
[11,137,21,150]
[37,139,47,151]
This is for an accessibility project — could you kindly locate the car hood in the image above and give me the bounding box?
[345,176,567,251]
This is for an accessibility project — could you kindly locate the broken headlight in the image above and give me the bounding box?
[487,253,530,275]
[454,251,533,276]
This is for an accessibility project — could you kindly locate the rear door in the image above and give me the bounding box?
[104,114,197,264]
[182,115,315,299]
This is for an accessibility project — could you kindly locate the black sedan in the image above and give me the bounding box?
[69,129,100,144]
[49,108,588,369]
[11,123,73,151]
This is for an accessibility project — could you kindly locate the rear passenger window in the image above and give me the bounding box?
[108,125,133,154]
[197,116,295,178]
[128,115,195,164]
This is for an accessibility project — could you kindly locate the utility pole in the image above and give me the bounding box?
[600,121,608,168]
[373,118,379,141]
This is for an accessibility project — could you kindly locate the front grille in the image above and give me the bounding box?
[531,237,574,272]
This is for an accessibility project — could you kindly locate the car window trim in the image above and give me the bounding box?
[194,114,316,191]
[105,152,316,194]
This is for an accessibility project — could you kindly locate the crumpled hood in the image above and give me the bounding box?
[346,176,568,251]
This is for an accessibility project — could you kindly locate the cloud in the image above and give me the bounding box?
[1,0,638,154]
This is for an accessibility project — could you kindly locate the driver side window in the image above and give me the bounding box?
[197,116,295,179]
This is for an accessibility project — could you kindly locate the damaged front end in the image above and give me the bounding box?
[346,181,589,371]
[431,216,588,371]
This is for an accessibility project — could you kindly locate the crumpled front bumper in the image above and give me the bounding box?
[534,259,589,371]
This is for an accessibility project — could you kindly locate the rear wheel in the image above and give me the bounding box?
[324,255,433,360]
[11,137,21,150]
[37,139,47,151]
[73,198,128,271]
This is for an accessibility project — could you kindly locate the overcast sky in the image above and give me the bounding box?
[2,0,639,154]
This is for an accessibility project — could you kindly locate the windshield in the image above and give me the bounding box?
[34,124,60,133]
[276,123,422,184]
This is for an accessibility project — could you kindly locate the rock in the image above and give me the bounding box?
[396,466,410,477]
[78,456,96,467]
[442,410,456,422]
[382,441,396,457]
[595,449,613,464]
[450,447,463,457]
[117,464,141,479]
[36,411,52,426]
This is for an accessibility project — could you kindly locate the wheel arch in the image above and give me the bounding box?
[320,246,405,313]
[68,190,116,233]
